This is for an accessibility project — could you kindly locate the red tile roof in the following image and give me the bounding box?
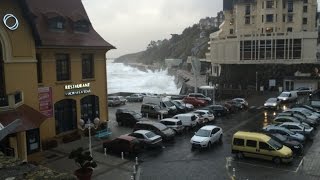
[22,0,115,49]
[0,105,47,133]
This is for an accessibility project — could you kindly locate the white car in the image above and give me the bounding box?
[193,110,215,123]
[277,122,314,137]
[190,125,223,150]
[232,98,249,107]
[128,130,162,148]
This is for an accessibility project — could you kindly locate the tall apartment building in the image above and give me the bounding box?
[0,0,114,161]
[206,0,319,89]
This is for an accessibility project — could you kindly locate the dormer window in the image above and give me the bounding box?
[74,20,90,32]
[48,16,65,30]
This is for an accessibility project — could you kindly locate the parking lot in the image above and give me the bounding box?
[105,92,320,180]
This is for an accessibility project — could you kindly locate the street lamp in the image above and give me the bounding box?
[79,117,100,156]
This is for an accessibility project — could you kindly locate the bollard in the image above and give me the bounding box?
[232,168,236,177]
[104,148,107,156]
[133,165,136,174]
[121,152,124,160]
[130,175,134,180]
[135,157,139,165]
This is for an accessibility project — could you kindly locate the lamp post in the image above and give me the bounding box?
[79,118,100,156]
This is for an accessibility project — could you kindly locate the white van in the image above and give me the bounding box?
[143,96,177,115]
[277,91,298,102]
[172,113,198,128]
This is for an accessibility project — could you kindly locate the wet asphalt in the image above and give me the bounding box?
[106,93,316,180]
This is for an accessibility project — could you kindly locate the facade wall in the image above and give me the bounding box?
[209,0,318,65]
[37,48,108,139]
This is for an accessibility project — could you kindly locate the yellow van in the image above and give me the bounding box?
[231,131,293,164]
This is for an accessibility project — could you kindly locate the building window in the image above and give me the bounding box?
[82,54,94,79]
[288,0,293,12]
[81,95,100,121]
[303,18,308,25]
[230,29,234,34]
[266,1,274,8]
[283,14,286,22]
[262,1,264,9]
[74,20,90,32]
[245,5,251,15]
[287,27,293,32]
[304,0,308,3]
[48,17,65,30]
[303,6,308,13]
[287,14,293,22]
[56,54,70,81]
[293,39,302,59]
[36,54,42,83]
[262,15,264,23]
[266,14,274,22]
[245,17,250,24]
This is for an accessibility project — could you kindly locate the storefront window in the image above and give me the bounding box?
[26,129,40,155]
[81,95,99,122]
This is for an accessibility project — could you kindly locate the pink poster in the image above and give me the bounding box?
[38,87,53,117]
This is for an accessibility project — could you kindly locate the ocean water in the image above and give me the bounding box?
[107,61,181,94]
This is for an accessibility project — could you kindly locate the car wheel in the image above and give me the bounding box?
[273,157,281,165]
[204,118,209,123]
[207,142,212,149]
[236,152,244,159]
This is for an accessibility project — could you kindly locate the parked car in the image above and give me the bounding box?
[286,108,319,122]
[183,96,207,107]
[223,102,238,113]
[291,104,320,114]
[128,130,162,148]
[278,112,318,128]
[160,118,184,134]
[292,107,320,119]
[188,93,212,103]
[143,96,177,116]
[173,100,194,111]
[277,91,298,103]
[126,94,144,102]
[103,135,142,155]
[263,125,306,144]
[226,100,243,110]
[265,133,303,155]
[140,103,168,118]
[295,87,313,95]
[264,98,281,110]
[116,108,144,127]
[232,131,293,164]
[232,98,249,109]
[193,110,215,122]
[203,105,229,117]
[133,121,175,141]
[118,96,127,105]
[190,125,223,150]
[173,113,198,128]
[272,116,303,125]
[108,96,121,106]
[171,100,187,113]
[277,122,314,138]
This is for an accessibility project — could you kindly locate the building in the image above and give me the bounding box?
[206,0,319,90]
[0,0,114,161]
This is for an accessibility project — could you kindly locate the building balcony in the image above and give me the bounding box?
[0,91,23,111]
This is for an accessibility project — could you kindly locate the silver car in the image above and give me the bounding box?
[264,98,281,110]
[277,122,314,137]
[263,125,306,144]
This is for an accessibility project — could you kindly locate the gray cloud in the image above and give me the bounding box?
[82,0,222,58]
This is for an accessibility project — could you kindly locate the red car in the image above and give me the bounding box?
[183,97,207,107]
[103,135,142,155]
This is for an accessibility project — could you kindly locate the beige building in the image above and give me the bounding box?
[207,0,318,66]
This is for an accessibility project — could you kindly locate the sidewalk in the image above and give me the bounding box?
[39,136,138,180]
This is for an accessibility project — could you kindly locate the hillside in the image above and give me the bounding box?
[115,22,219,65]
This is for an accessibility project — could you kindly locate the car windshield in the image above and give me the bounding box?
[145,132,157,138]
[164,101,174,107]
[283,128,295,135]
[267,98,277,103]
[268,138,283,150]
[279,93,289,97]
[174,101,182,106]
[275,134,286,142]
[195,129,211,137]
[154,123,168,131]
[133,112,142,119]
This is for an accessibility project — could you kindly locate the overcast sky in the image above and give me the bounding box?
[82,0,223,58]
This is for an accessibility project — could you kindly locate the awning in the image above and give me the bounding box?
[0,105,48,134]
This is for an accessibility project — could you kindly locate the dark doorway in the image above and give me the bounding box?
[54,99,77,134]
[0,43,7,106]
[80,95,100,122]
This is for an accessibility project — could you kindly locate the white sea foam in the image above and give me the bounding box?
[107,62,181,94]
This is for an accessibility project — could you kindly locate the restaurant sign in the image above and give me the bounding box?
[65,83,91,96]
